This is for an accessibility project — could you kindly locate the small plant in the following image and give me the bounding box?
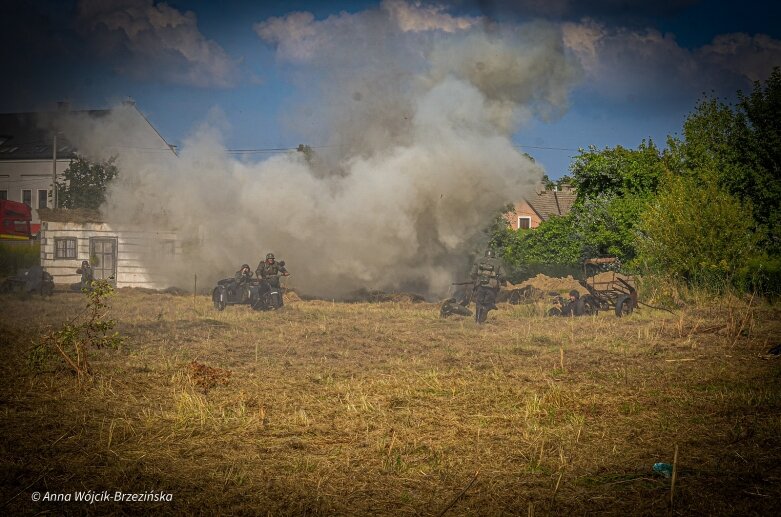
[29,279,122,380]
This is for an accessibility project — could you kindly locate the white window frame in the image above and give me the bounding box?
[54,237,78,259]
[518,216,532,230]
[38,189,48,209]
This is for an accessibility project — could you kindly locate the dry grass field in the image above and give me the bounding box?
[1,288,780,515]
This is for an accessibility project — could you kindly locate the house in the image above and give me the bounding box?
[38,208,182,289]
[507,183,577,230]
[0,101,175,227]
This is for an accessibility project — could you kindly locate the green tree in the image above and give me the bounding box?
[637,175,758,285]
[570,140,666,200]
[56,155,119,209]
[571,193,648,262]
[667,68,781,251]
[504,214,581,266]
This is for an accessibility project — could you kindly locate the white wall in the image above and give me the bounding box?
[0,160,69,223]
[41,221,180,289]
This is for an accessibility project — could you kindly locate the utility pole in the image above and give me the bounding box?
[52,133,57,209]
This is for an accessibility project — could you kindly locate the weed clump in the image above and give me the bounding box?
[29,280,122,380]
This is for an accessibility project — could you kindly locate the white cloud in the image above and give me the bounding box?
[562,19,781,101]
[78,0,239,88]
[698,33,781,83]
[381,0,478,33]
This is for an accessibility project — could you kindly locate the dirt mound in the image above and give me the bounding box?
[517,274,587,295]
[284,290,302,302]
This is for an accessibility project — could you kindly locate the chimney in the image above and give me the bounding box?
[122,97,136,107]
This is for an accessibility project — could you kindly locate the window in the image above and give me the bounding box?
[518,216,532,230]
[38,189,48,209]
[22,189,31,207]
[54,237,77,259]
[0,190,6,200]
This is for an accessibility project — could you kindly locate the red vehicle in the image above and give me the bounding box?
[0,200,32,240]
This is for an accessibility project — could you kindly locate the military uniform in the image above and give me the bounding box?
[471,252,505,323]
[76,261,94,292]
[234,265,253,302]
[256,253,289,308]
[256,258,288,289]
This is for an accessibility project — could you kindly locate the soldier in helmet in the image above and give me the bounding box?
[256,253,289,305]
[470,249,505,324]
[75,260,94,292]
[234,263,254,302]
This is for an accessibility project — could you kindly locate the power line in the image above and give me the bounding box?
[513,144,580,152]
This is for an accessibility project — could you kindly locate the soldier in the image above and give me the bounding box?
[562,290,580,316]
[75,260,94,292]
[234,264,253,302]
[471,249,505,324]
[256,253,289,307]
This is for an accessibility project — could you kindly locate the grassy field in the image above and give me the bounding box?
[1,289,780,515]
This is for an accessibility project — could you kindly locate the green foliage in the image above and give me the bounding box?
[57,155,119,209]
[570,141,666,199]
[0,242,39,276]
[29,279,122,380]
[668,68,781,252]
[733,255,781,300]
[504,214,580,267]
[570,194,648,262]
[637,176,758,287]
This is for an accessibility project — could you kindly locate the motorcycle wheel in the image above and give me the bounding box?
[212,287,226,311]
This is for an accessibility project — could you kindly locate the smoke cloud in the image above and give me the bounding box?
[73,1,580,299]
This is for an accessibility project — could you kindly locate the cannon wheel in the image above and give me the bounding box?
[546,307,562,317]
[614,295,634,317]
[212,286,226,311]
[509,290,522,305]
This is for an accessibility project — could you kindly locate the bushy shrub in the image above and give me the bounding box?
[0,242,40,276]
[637,176,758,289]
[733,255,781,300]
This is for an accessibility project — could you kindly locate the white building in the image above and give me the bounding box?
[39,208,182,289]
[0,101,174,228]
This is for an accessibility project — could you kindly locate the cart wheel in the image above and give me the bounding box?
[614,295,633,317]
[580,295,599,316]
[212,286,226,311]
[546,307,562,317]
[509,290,521,305]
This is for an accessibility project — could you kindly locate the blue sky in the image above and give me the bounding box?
[2,0,780,178]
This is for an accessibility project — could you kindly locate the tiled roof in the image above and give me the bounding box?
[526,190,577,220]
[38,208,103,223]
[0,105,175,161]
[0,110,111,160]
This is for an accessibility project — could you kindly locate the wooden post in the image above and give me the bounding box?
[52,134,57,208]
[193,274,197,299]
[670,444,679,508]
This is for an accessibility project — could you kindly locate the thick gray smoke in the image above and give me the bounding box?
[76,1,580,298]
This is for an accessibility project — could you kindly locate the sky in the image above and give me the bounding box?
[1,0,780,179]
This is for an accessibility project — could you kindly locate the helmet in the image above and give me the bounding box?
[81,260,89,267]
[569,289,580,300]
[266,253,275,260]
[241,264,250,270]
[485,249,495,258]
